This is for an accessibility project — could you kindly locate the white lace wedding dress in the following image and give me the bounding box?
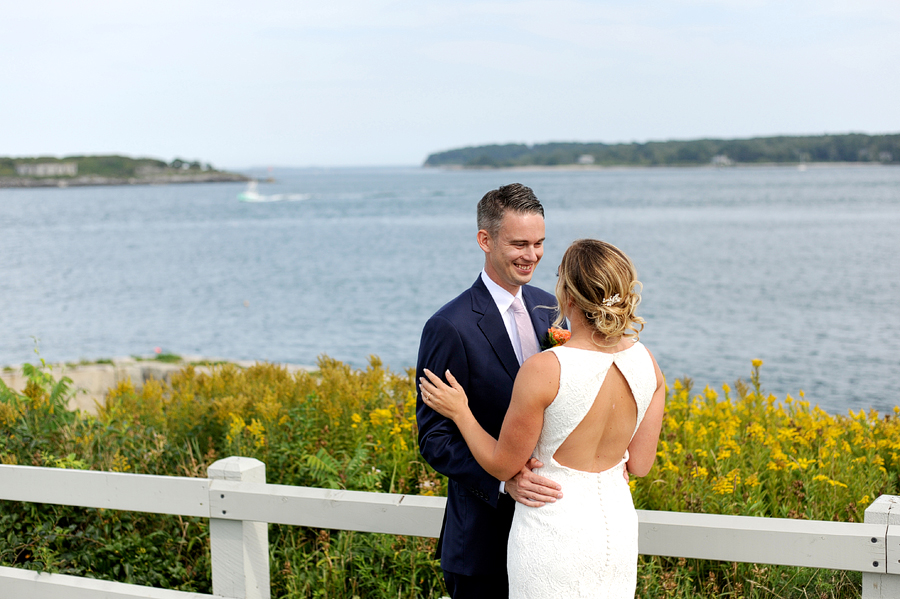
[507,343,656,599]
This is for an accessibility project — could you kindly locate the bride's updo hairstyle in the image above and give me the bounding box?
[554,239,645,341]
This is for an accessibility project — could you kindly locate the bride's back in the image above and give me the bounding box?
[539,238,657,476]
[535,341,656,476]
[552,358,638,473]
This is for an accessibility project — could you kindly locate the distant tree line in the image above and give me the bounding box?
[423,133,900,168]
[0,155,217,178]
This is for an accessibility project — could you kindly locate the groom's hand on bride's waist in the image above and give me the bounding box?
[505,458,563,508]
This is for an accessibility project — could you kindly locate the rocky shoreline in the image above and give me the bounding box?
[0,356,314,414]
[0,171,250,188]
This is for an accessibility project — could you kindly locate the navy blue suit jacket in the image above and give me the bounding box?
[416,275,558,577]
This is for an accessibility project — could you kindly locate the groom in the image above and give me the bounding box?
[416,183,563,599]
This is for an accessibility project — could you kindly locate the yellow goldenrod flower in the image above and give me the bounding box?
[226,413,246,445]
[369,408,393,427]
[712,470,741,495]
[747,422,766,442]
[696,425,708,442]
[247,418,266,449]
[796,457,814,470]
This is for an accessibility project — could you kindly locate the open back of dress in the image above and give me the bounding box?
[506,342,656,599]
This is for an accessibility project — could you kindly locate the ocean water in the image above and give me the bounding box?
[1,165,898,414]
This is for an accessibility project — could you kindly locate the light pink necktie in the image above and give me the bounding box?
[511,297,539,364]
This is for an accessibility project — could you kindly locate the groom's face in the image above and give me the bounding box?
[479,210,545,295]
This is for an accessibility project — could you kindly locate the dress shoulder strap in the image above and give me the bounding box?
[611,342,656,434]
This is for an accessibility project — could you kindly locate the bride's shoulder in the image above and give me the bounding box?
[524,349,562,372]
[517,351,562,401]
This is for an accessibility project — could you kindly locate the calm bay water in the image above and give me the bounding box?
[1,165,898,414]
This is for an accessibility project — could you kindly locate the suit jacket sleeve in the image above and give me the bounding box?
[416,314,502,507]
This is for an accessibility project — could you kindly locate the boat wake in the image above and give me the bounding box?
[239,193,310,203]
[238,181,310,203]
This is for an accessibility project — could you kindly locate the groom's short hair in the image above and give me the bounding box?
[477,183,543,238]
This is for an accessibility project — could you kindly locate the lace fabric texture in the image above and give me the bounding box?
[507,343,656,599]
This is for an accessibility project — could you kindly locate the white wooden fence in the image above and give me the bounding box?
[1,456,898,598]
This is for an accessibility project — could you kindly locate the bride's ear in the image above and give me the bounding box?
[558,288,575,308]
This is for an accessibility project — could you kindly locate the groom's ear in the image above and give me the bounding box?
[477,229,492,253]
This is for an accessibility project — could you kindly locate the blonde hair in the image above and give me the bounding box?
[553,239,645,341]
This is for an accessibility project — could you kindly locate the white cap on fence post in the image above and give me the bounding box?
[862,494,900,599]
[208,456,271,599]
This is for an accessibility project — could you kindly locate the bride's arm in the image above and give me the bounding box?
[626,350,666,477]
[421,352,559,482]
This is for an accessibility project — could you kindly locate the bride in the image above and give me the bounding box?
[420,239,665,598]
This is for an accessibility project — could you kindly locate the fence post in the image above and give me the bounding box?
[863,495,900,598]
[208,457,271,599]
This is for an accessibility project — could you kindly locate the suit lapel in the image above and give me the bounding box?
[471,277,520,380]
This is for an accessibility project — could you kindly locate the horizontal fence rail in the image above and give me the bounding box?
[210,480,444,537]
[1,458,899,598]
[0,565,215,599]
[640,509,886,572]
[0,464,210,517]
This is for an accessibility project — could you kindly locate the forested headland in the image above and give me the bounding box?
[0,154,248,188]
[423,133,900,168]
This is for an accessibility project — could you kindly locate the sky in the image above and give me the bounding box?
[2,0,899,168]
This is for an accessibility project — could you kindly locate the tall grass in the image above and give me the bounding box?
[0,356,896,597]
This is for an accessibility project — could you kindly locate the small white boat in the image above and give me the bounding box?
[238,180,263,202]
[238,180,310,203]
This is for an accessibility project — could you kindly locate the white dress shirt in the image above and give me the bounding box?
[480,270,539,371]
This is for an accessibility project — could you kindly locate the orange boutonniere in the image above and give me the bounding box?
[547,327,571,347]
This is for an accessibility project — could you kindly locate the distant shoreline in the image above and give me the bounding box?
[428,161,899,172]
[0,171,250,189]
[423,133,900,169]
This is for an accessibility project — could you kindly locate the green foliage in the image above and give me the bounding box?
[629,360,899,597]
[153,353,183,364]
[423,133,900,167]
[0,356,440,597]
[1,356,895,597]
[636,557,860,598]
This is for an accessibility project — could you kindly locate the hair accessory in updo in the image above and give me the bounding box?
[602,293,621,307]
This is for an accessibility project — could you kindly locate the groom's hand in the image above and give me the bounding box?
[505,458,563,508]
